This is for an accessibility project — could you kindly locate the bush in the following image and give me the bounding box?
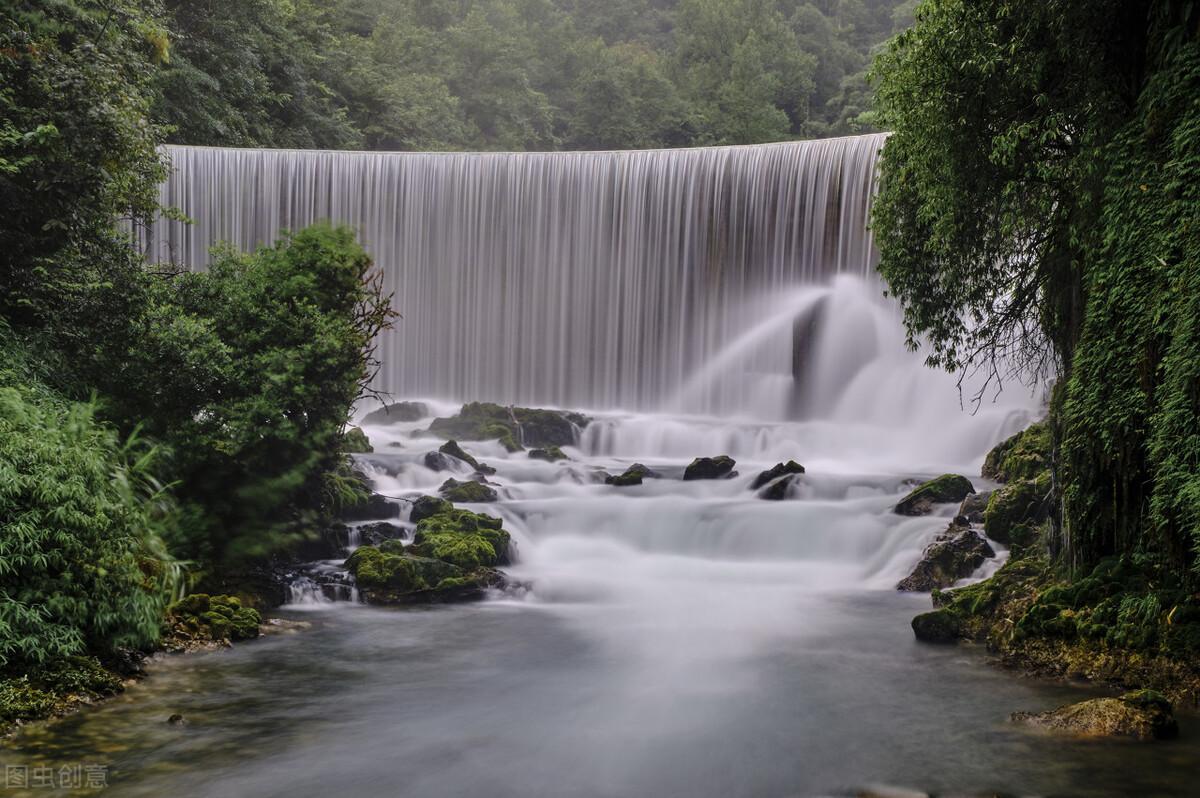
[107,224,393,562]
[0,333,181,669]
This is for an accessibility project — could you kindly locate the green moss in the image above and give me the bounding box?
[982,422,1050,483]
[427,402,587,449]
[894,473,975,515]
[343,426,373,453]
[983,474,1050,543]
[438,477,498,503]
[529,445,567,462]
[346,546,463,592]
[169,593,261,642]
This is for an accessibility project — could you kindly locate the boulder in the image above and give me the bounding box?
[358,521,407,547]
[529,445,568,462]
[409,494,452,524]
[341,492,401,522]
[957,491,992,524]
[897,521,995,591]
[361,401,429,425]
[683,455,737,481]
[750,460,805,490]
[758,476,801,500]
[1011,690,1179,741]
[427,402,589,449]
[911,609,961,643]
[983,476,1050,543]
[438,439,495,475]
[439,477,498,503]
[894,474,975,515]
[605,463,658,486]
[982,421,1050,483]
[423,451,452,472]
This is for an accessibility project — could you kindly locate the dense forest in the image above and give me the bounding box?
[152,0,913,150]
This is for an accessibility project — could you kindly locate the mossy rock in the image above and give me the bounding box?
[897,522,995,591]
[346,546,463,592]
[983,421,1050,483]
[343,426,373,453]
[983,475,1050,543]
[409,494,452,523]
[427,401,588,448]
[1011,691,1178,741]
[362,401,429,425]
[529,445,567,462]
[438,439,495,474]
[345,546,504,604]
[894,474,975,515]
[912,609,962,643]
[170,594,262,642]
[410,507,509,568]
[439,477,498,503]
[605,462,658,486]
[683,455,737,481]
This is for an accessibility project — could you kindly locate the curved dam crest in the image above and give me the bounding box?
[143,134,886,416]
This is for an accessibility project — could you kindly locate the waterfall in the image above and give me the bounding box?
[142,134,886,416]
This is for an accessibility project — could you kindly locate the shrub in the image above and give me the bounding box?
[0,333,181,669]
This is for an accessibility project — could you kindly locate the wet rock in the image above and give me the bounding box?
[428,402,589,449]
[911,608,961,643]
[362,401,430,425]
[423,450,453,472]
[439,439,496,475]
[358,521,407,546]
[439,477,498,503]
[957,491,992,523]
[529,445,567,462]
[893,474,975,515]
[752,460,805,500]
[897,521,995,591]
[605,463,658,486]
[410,495,452,524]
[167,713,186,726]
[343,426,373,453]
[982,421,1050,483]
[166,594,262,646]
[341,492,401,522]
[683,455,737,481]
[757,476,802,501]
[1011,690,1179,741]
[984,476,1050,544]
[750,460,805,490]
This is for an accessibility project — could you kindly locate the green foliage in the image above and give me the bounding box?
[0,333,181,670]
[872,0,1140,390]
[151,0,910,151]
[0,655,123,729]
[873,0,1200,582]
[105,224,395,562]
[0,1,166,345]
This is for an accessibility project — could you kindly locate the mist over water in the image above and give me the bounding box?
[12,135,1189,797]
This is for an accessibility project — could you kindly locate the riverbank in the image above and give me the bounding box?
[909,424,1200,714]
